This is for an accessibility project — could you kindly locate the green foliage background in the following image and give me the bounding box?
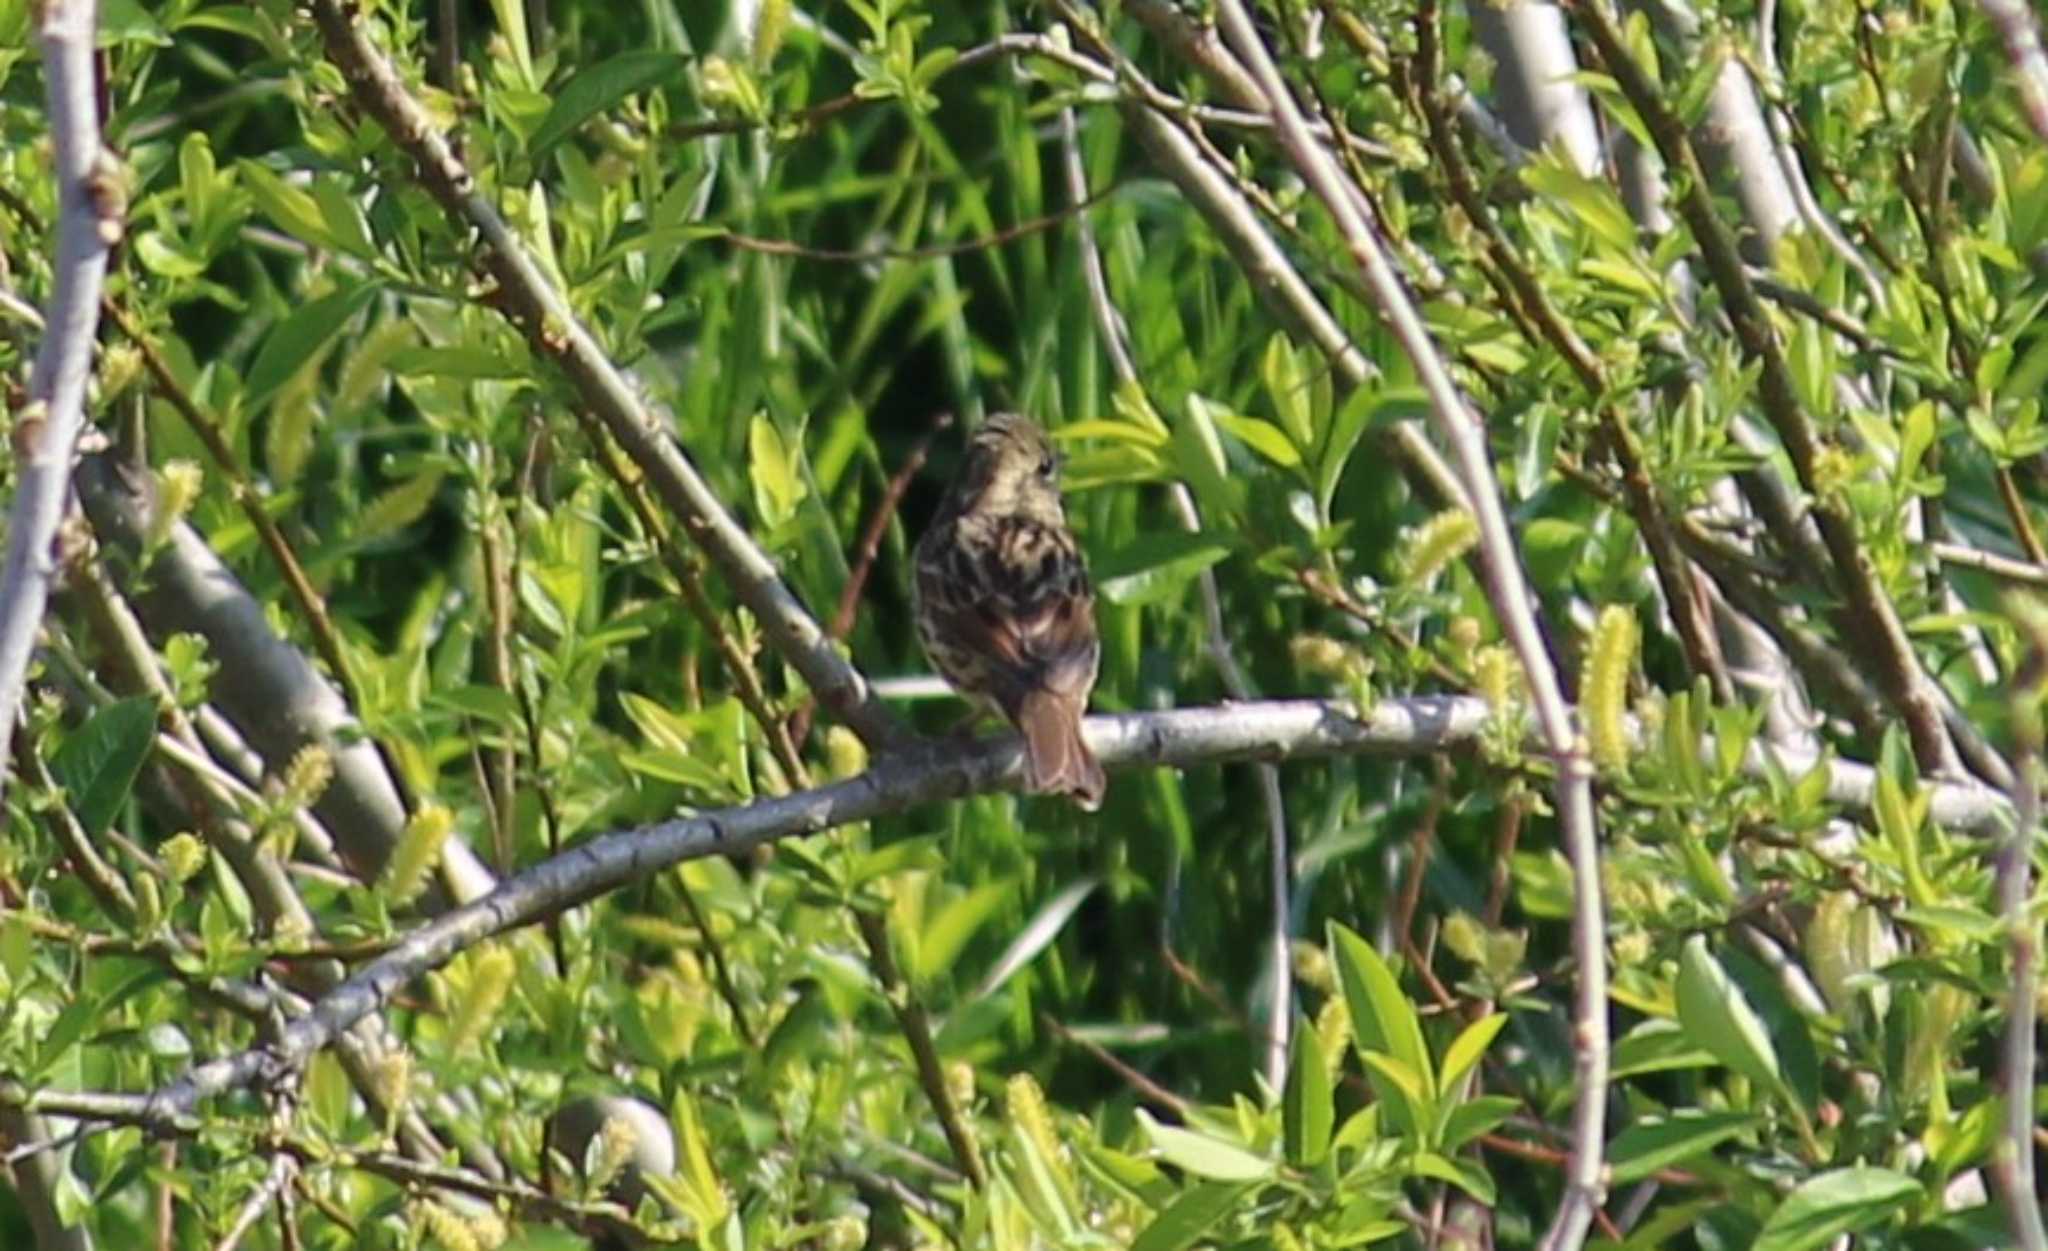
[1,0,2046,1247]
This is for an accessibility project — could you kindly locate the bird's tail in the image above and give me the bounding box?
[1016,691,1106,811]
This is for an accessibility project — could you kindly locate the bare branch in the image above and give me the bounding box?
[0,0,116,806]
[856,910,987,1189]
[1995,626,2048,1251]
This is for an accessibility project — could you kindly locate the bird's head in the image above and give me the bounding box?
[948,412,1067,523]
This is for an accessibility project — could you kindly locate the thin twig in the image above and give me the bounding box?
[0,0,115,807]
[1933,540,2048,588]
[856,909,987,1189]
[1994,629,2048,1251]
[1041,1013,1193,1117]
[575,411,809,787]
[718,188,1117,262]
[674,877,757,1048]
[213,1153,295,1251]
[11,722,139,921]
[1407,0,1729,702]
[785,411,952,748]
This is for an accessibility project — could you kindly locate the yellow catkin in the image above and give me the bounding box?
[446,944,516,1053]
[159,832,207,883]
[1006,1073,1064,1179]
[281,744,334,808]
[1398,509,1478,588]
[415,1201,479,1251]
[1582,605,1639,771]
[382,803,455,906]
[147,460,203,552]
[1474,645,1519,717]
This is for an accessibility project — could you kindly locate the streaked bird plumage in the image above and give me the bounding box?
[913,413,1105,809]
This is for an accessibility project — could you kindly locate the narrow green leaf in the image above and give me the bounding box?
[1356,1050,1430,1134]
[1092,532,1233,607]
[748,412,807,530]
[244,283,379,414]
[1284,1015,1334,1167]
[237,160,335,251]
[1175,395,1241,523]
[1676,935,1781,1090]
[1213,412,1302,469]
[1438,1012,1507,1094]
[1752,1167,1921,1251]
[1329,922,1435,1095]
[50,697,159,838]
[1608,1110,1758,1184]
[1412,1151,1497,1205]
[968,877,1101,1002]
[1136,1111,1274,1182]
[531,51,689,155]
[912,881,1011,984]
[1437,1095,1517,1153]
[1130,1181,1257,1251]
[1261,333,1316,449]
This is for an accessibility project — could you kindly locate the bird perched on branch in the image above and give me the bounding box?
[913,413,1106,810]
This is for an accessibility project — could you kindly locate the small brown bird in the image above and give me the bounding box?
[913,413,1106,809]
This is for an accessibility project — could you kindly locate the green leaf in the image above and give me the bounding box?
[1752,1167,1921,1251]
[1135,1110,1274,1182]
[50,697,159,838]
[1676,935,1781,1090]
[1511,850,1574,920]
[1092,532,1233,607]
[244,283,379,415]
[1438,1012,1506,1094]
[1608,1110,1758,1183]
[1411,1151,1496,1205]
[1283,1015,1334,1167]
[1356,1050,1430,1132]
[1175,395,1242,523]
[238,160,341,253]
[911,881,1011,984]
[748,412,807,530]
[1609,1020,1720,1079]
[1329,921,1435,1100]
[531,51,689,155]
[1437,1095,1517,1152]
[1213,412,1302,469]
[1130,1181,1258,1251]
[1261,333,1317,448]
[968,877,1100,1002]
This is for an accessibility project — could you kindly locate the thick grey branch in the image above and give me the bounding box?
[74,454,496,903]
[15,693,2009,1142]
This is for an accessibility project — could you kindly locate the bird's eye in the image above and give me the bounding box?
[1037,453,1058,479]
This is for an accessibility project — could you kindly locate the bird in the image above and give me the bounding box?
[912,413,1106,810]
